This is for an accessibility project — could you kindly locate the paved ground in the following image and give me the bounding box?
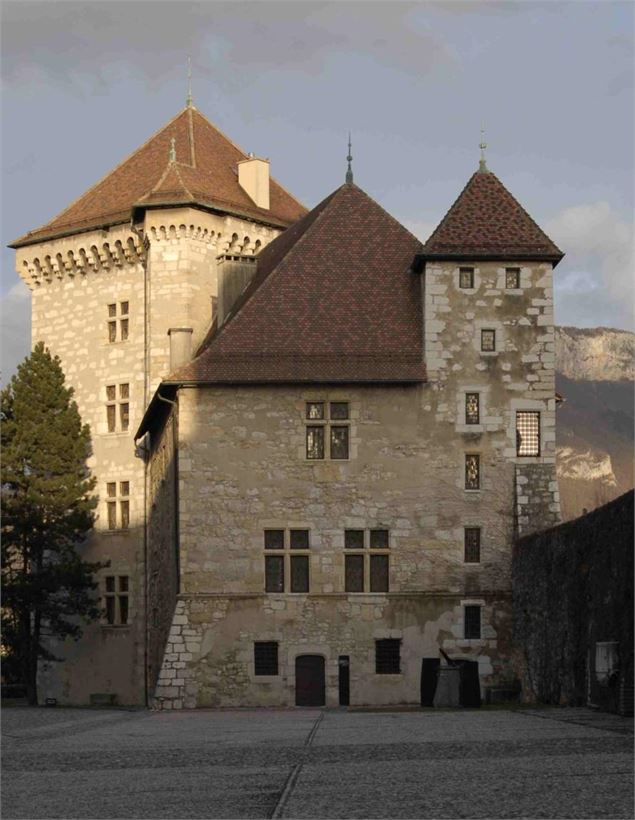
[2,706,633,819]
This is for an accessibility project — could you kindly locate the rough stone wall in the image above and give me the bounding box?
[16,207,282,705]
[147,407,179,694]
[152,383,521,708]
[513,490,634,710]
[424,260,560,531]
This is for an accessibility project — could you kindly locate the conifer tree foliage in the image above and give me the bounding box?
[1,343,102,705]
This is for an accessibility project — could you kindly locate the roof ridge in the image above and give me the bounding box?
[25,108,191,238]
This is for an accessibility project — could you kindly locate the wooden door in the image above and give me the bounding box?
[295,655,325,706]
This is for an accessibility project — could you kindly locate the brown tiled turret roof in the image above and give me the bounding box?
[10,107,307,247]
[167,183,426,385]
[420,168,564,264]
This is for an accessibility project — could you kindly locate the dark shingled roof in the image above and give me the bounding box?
[420,169,564,264]
[11,107,306,247]
[168,183,426,384]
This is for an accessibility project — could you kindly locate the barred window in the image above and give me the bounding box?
[464,527,481,563]
[481,329,496,352]
[465,393,480,425]
[305,401,350,461]
[104,575,130,625]
[505,268,520,289]
[465,454,480,490]
[459,267,474,289]
[254,641,279,675]
[516,411,541,456]
[375,639,401,674]
[464,605,481,639]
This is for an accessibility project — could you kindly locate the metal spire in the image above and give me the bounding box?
[169,137,177,163]
[479,125,488,172]
[186,57,193,108]
[346,133,353,184]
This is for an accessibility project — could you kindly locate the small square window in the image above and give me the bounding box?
[505,268,520,289]
[465,393,480,425]
[465,454,480,490]
[375,639,400,674]
[330,402,349,420]
[306,402,325,420]
[481,329,496,352]
[264,530,284,550]
[306,426,325,459]
[459,267,474,289]
[464,528,481,563]
[330,426,349,459]
[290,529,310,550]
[344,530,364,550]
[370,529,389,550]
[254,641,278,675]
[464,605,482,639]
[516,411,541,457]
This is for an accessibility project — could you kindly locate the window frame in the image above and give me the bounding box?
[465,454,481,491]
[465,392,480,425]
[305,401,350,461]
[458,267,475,289]
[505,267,521,290]
[263,529,311,594]
[375,638,401,674]
[105,481,130,530]
[464,527,481,564]
[464,605,482,640]
[254,641,279,676]
[105,382,130,434]
[103,575,130,626]
[106,301,130,344]
[480,329,496,353]
[344,528,390,593]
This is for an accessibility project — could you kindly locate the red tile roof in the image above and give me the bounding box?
[11,107,307,247]
[168,183,426,384]
[420,169,564,264]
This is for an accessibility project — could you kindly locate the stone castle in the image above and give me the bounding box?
[12,100,562,708]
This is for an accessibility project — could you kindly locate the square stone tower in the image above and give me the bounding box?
[11,103,306,705]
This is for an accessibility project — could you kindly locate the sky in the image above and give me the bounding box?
[2,0,634,380]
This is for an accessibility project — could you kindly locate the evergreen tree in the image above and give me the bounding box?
[1,343,102,705]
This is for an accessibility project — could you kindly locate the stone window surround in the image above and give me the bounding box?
[106,300,130,344]
[457,599,487,646]
[101,570,133,628]
[103,380,132,436]
[473,319,505,358]
[452,265,482,293]
[372,630,404,676]
[103,480,131,532]
[455,384,491,433]
[344,528,391,594]
[505,399,549,464]
[298,394,359,462]
[495,265,531,293]
[248,632,284,682]
[463,526,482,565]
[463,452,482,493]
[262,525,312,594]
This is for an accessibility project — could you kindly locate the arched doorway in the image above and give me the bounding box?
[295,655,325,706]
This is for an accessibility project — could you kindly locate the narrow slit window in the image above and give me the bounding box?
[481,329,496,352]
[465,454,480,490]
[459,267,474,289]
[464,527,481,563]
[465,393,480,425]
[516,411,541,456]
[464,605,482,639]
[505,268,520,289]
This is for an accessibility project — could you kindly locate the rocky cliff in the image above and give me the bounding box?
[555,326,634,520]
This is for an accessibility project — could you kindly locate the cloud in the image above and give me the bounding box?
[0,281,31,384]
[546,202,634,331]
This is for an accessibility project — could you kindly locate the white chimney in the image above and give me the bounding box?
[237,154,270,210]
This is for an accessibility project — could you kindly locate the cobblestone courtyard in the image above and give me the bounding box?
[2,706,633,819]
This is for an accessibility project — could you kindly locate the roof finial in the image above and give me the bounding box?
[479,124,488,172]
[186,57,193,108]
[346,132,353,184]
[169,137,177,163]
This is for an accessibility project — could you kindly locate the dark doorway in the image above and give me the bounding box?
[295,655,325,706]
[338,656,350,706]
[421,658,440,706]
[458,660,481,707]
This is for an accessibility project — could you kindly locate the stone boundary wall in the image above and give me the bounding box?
[513,490,633,709]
